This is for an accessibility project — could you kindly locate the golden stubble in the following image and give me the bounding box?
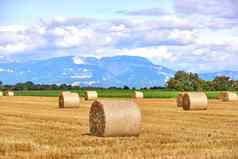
[0,96,238,159]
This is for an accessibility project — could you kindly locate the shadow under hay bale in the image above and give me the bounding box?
[4,91,14,96]
[133,91,143,99]
[176,92,186,107]
[89,100,141,137]
[85,91,98,101]
[182,92,208,111]
[219,91,238,102]
[59,92,80,108]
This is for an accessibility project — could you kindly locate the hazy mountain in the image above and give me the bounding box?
[200,71,238,81]
[0,55,236,87]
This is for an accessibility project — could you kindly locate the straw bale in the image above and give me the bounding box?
[59,92,80,108]
[85,91,98,100]
[182,92,208,110]
[176,92,185,107]
[4,91,14,96]
[133,91,144,99]
[220,91,238,101]
[89,100,141,137]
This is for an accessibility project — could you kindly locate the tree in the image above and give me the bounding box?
[232,80,238,91]
[25,81,34,90]
[167,71,203,91]
[212,76,232,91]
[0,81,3,90]
[123,85,130,90]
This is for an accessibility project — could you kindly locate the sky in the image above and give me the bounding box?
[0,0,238,73]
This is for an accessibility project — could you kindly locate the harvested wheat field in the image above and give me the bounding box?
[0,96,238,159]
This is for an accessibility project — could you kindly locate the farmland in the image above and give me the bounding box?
[0,96,238,159]
[13,90,237,99]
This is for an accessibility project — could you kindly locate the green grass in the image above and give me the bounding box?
[205,91,220,99]
[14,90,61,97]
[13,89,236,99]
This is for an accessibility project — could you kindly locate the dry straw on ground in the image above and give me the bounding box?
[85,91,98,100]
[1,97,238,158]
[182,92,208,111]
[219,91,238,102]
[176,92,185,107]
[133,91,144,99]
[58,91,80,108]
[4,91,14,96]
[89,100,141,137]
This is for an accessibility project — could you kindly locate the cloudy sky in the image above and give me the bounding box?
[1,0,238,72]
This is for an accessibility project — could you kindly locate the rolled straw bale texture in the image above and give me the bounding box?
[220,91,238,101]
[89,100,141,137]
[4,91,14,96]
[59,92,80,108]
[62,91,71,94]
[176,92,185,107]
[59,91,71,107]
[218,92,226,100]
[182,92,208,110]
[85,91,98,100]
[0,91,3,96]
[133,91,144,99]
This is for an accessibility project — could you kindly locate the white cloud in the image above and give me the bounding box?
[0,25,25,32]
[0,4,238,73]
[109,24,126,32]
[0,68,14,73]
[71,81,80,86]
[0,24,46,55]
[116,46,175,63]
[175,0,238,19]
[168,30,197,44]
[95,46,176,64]
[73,56,85,64]
[71,75,92,79]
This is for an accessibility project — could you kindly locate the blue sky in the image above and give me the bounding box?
[1,0,171,24]
[0,0,238,73]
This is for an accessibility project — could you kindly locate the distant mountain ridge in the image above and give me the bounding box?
[0,55,237,87]
[200,71,238,81]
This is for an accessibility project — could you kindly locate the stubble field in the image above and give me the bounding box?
[0,96,238,159]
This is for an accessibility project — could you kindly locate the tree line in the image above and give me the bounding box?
[0,81,135,91]
[167,71,238,91]
[0,71,237,91]
[0,81,80,91]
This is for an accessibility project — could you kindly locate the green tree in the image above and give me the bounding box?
[25,81,34,90]
[212,76,232,91]
[232,80,238,91]
[123,85,130,90]
[0,81,3,90]
[167,71,203,91]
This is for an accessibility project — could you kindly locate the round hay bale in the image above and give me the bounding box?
[89,100,141,137]
[85,91,98,100]
[61,91,71,94]
[58,91,71,107]
[59,92,80,108]
[0,91,3,96]
[133,91,143,99]
[176,92,185,107]
[218,91,225,100]
[182,92,208,111]
[4,91,14,96]
[220,91,238,102]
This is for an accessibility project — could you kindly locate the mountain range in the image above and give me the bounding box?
[0,55,237,87]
